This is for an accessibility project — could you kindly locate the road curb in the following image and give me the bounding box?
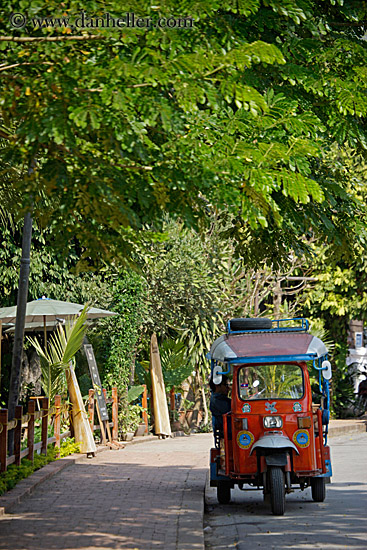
[177,466,207,550]
[329,419,367,438]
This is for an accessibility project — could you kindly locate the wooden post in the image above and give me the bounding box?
[95,399,107,444]
[54,395,61,458]
[30,396,41,410]
[112,387,118,441]
[28,400,35,463]
[41,397,49,455]
[170,387,175,411]
[142,385,148,434]
[14,405,22,466]
[169,387,175,427]
[0,409,8,473]
[88,389,95,433]
[69,402,74,439]
[100,388,113,444]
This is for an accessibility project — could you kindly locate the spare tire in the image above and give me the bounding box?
[229,318,272,331]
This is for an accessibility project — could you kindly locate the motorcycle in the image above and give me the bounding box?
[209,317,332,515]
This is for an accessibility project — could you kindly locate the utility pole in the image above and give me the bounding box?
[7,209,33,454]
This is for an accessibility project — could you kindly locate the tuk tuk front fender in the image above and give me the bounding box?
[250,434,299,455]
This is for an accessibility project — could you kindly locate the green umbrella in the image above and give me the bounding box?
[0,297,117,324]
[0,297,117,389]
[4,319,94,333]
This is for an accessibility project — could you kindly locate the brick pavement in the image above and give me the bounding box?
[0,433,212,550]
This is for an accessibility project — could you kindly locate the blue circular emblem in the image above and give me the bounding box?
[293,430,310,448]
[237,430,254,449]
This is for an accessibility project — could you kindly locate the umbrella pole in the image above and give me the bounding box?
[43,315,47,350]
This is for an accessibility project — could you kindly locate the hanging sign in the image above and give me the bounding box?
[84,343,109,421]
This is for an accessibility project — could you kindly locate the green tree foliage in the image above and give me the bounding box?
[301,144,367,334]
[89,270,146,394]
[3,0,367,418]
[0,220,116,308]
[136,216,295,376]
[158,339,194,392]
[299,236,367,415]
[1,0,367,262]
[286,144,367,415]
[137,220,220,341]
[211,0,367,264]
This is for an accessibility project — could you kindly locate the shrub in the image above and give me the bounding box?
[0,438,81,496]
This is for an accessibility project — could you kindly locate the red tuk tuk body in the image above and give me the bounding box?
[209,318,332,515]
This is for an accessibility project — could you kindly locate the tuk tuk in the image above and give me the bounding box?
[209,317,332,515]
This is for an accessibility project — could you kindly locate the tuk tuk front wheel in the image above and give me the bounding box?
[269,466,285,516]
[311,477,326,502]
[217,482,231,504]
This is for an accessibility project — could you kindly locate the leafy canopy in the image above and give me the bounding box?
[1,0,367,261]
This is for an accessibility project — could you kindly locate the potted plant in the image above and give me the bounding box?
[119,404,144,440]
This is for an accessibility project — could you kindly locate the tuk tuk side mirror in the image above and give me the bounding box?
[322,360,332,380]
[213,365,223,386]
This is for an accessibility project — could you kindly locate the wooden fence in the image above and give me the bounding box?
[0,396,70,473]
[0,387,120,474]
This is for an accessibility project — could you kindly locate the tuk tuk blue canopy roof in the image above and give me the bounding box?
[210,332,327,364]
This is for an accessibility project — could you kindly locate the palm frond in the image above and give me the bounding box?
[28,305,89,401]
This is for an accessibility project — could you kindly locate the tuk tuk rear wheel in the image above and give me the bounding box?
[217,482,231,504]
[269,467,285,516]
[311,477,326,502]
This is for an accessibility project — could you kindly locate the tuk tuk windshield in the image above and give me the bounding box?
[238,363,304,400]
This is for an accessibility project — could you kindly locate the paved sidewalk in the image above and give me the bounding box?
[0,433,212,550]
[0,419,365,550]
[328,416,367,437]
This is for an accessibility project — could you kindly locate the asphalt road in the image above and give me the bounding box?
[204,432,367,550]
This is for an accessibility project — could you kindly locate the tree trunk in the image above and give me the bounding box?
[8,210,32,454]
[273,280,282,319]
[198,366,209,425]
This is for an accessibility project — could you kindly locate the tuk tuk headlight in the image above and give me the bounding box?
[263,416,283,429]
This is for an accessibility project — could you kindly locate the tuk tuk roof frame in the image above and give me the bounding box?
[208,317,329,374]
[226,317,310,335]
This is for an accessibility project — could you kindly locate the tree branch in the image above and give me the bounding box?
[0,129,15,140]
[74,83,153,92]
[0,62,53,72]
[0,34,104,42]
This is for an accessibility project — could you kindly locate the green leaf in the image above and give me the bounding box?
[127,385,145,403]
